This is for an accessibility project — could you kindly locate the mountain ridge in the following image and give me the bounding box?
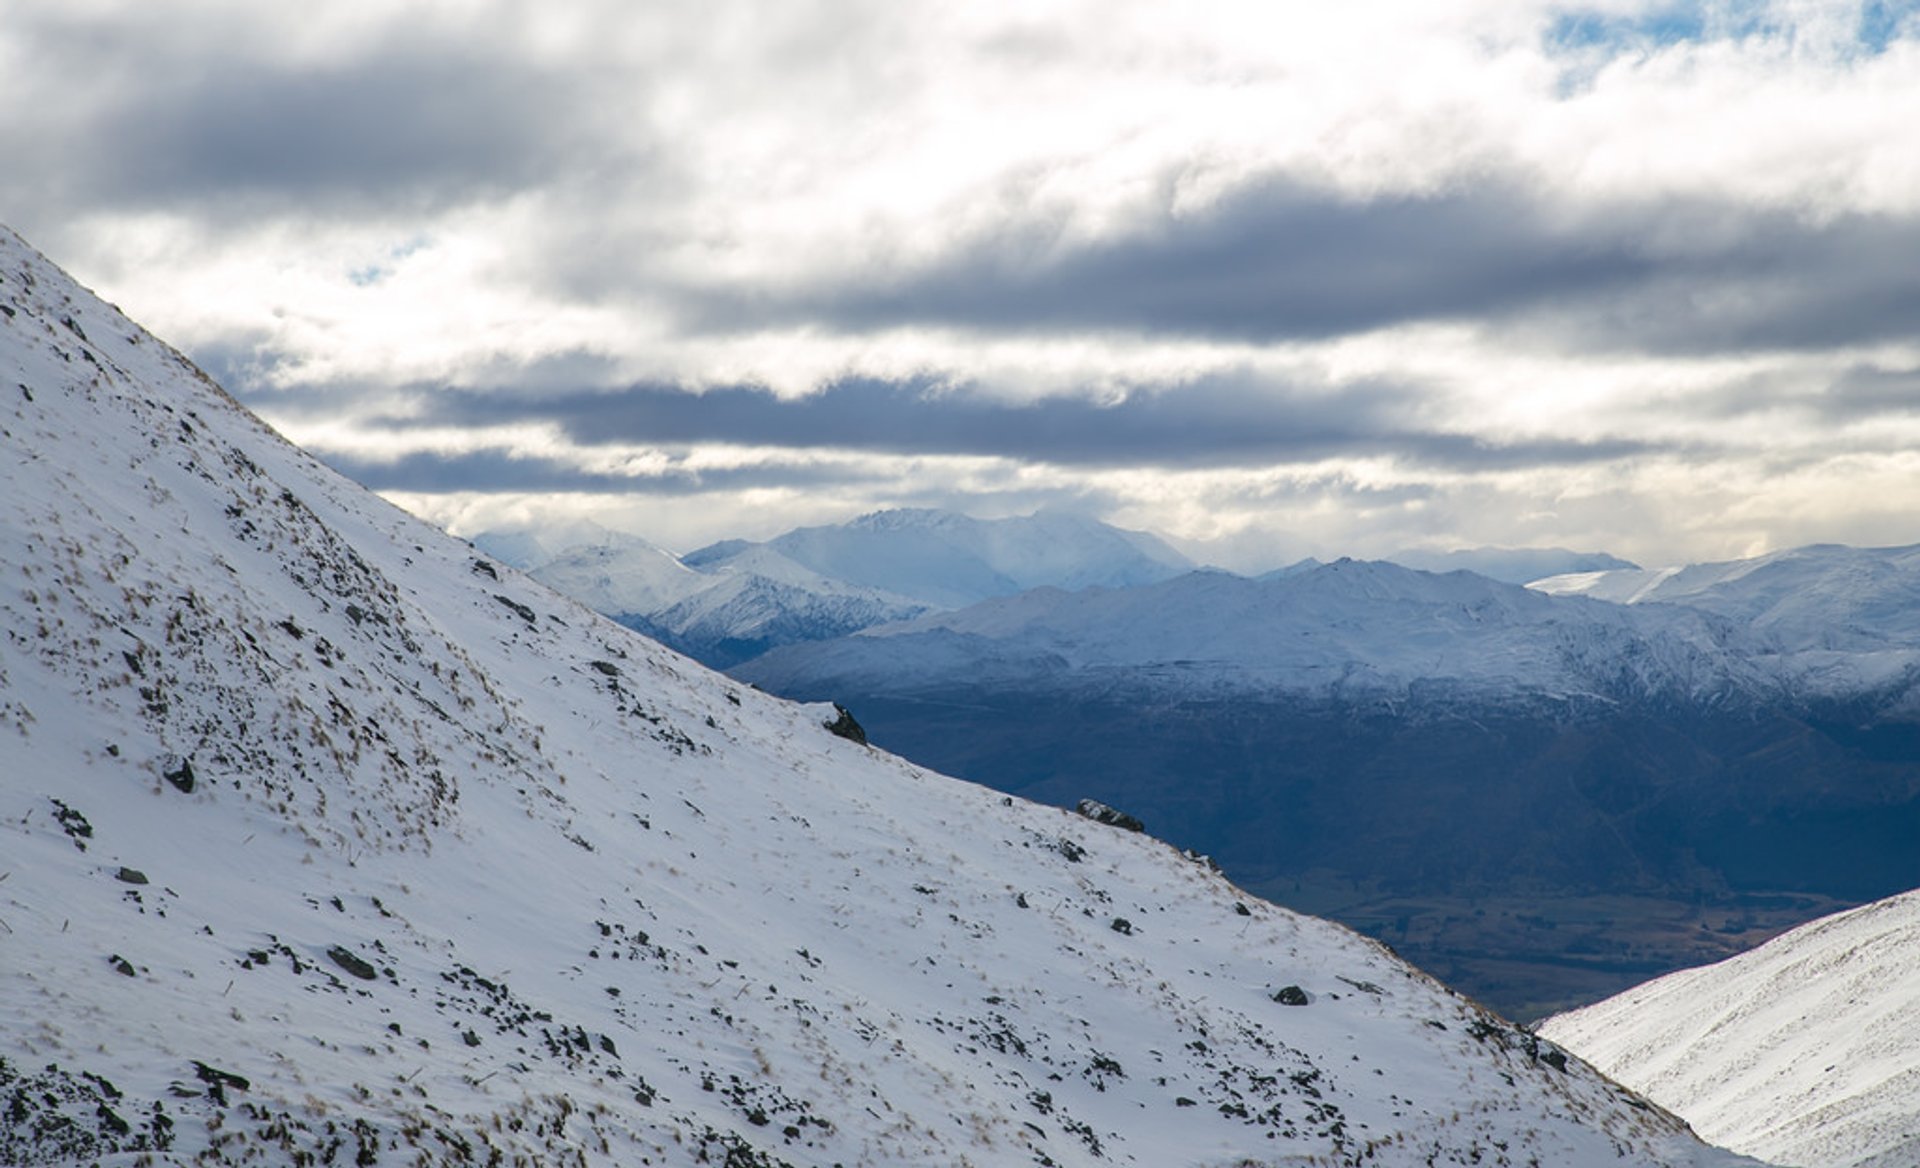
[1542,888,1920,1168]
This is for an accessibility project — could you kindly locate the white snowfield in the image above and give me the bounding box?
[0,224,1760,1166]
[1541,889,1920,1168]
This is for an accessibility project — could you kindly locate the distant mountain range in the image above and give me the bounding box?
[2,227,1768,1165]
[474,508,1195,667]
[1544,886,1920,1168]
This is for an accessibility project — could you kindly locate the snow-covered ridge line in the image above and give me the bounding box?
[1543,888,1920,1168]
[1,223,1755,1166]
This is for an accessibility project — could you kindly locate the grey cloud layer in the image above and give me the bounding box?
[381,376,1662,472]
[685,180,1920,354]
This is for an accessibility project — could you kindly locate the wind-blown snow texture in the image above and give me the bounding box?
[0,229,1763,1167]
[1542,890,1920,1168]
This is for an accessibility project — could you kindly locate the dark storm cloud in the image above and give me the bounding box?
[1821,365,1920,419]
[394,375,1664,472]
[682,177,1920,357]
[315,448,893,497]
[6,22,616,216]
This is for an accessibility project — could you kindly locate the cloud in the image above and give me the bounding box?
[380,374,1666,472]
[9,0,1920,564]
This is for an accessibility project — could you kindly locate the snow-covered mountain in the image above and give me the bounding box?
[523,530,711,615]
[1389,546,1640,586]
[740,559,1772,704]
[0,228,1762,1165]
[495,534,931,668]
[1542,889,1920,1168]
[479,507,1192,669]
[686,507,1196,610]
[1533,544,1920,716]
[1533,543,1920,654]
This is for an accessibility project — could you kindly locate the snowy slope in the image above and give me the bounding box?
[0,228,1761,1166]
[1542,890,1920,1168]
[688,508,1195,610]
[742,559,1775,704]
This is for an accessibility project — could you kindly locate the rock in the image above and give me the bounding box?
[1075,799,1145,833]
[326,945,378,981]
[108,955,135,977]
[823,703,868,745]
[1110,917,1134,935]
[113,867,148,885]
[1272,985,1310,1006]
[494,594,538,625]
[160,756,194,794]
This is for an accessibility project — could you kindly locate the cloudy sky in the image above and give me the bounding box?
[8,0,1920,568]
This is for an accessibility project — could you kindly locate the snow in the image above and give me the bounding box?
[0,223,1760,1166]
[1531,545,1920,704]
[742,558,1776,706]
[1541,889,1920,1168]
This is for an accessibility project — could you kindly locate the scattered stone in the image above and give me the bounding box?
[590,660,621,677]
[1233,902,1252,917]
[50,798,93,848]
[471,558,498,580]
[1272,985,1310,1006]
[108,955,135,977]
[1110,917,1134,935]
[114,867,148,885]
[1075,799,1144,833]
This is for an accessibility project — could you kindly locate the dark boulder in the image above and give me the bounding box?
[823,704,868,745]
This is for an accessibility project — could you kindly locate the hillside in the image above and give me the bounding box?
[1542,890,1920,1168]
[0,230,1762,1165]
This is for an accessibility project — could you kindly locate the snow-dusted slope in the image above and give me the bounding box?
[0,229,1759,1166]
[688,508,1195,610]
[1542,890,1920,1168]
[742,559,1773,704]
